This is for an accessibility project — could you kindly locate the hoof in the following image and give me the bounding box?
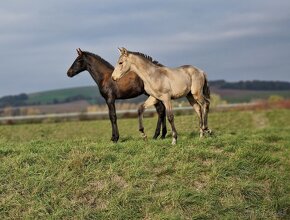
[171,138,177,145]
[161,135,166,139]
[141,133,147,141]
[111,136,119,143]
[205,129,212,134]
[152,133,160,139]
[204,129,212,136]
[161,130,167,139]
[199,128,212,138]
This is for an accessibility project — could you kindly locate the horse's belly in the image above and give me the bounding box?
[171,90,190,99]
[171,82,191,99]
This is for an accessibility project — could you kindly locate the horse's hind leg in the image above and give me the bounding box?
[138,96,158,140]
[153,101,167,139]
[186,93,204,137]
[192,94,211,137]
[202,97,211,135]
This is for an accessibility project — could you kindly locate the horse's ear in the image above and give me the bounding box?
[123,47,128,56]
[76,48,83,56]
[118,47,128,56]
[118,47,123,54]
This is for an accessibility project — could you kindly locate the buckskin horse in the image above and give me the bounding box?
[112,47,211,145]
[67,48,167,142]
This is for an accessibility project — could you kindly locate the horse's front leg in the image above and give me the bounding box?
[106,99,119,142]
[153,101,167,139]
[138,96,158,140]
[163,100,177,145]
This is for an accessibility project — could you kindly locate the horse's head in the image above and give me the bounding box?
[67,48,87,77]
[112,47,132,81]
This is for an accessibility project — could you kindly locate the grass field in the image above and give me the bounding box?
[1,109,290,219]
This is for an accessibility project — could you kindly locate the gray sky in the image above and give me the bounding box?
[0,0,290,96]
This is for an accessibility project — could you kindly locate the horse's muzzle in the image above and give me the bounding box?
[67,70,73,77]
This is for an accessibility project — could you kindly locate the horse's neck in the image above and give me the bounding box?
[86,56,113,86]
[131,58,156,84]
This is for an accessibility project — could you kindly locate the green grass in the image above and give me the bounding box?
[1,109,290,219]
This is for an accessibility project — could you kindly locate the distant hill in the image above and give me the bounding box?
[1,80,290,108]
[0,86,147,108]
[27,86,100,105]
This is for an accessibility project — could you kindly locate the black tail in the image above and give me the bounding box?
[203,74,210,99]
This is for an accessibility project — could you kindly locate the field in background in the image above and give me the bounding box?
[2,80,290,119]
[212,87,290,103]
[1,109,290,219]
[26,86,290,104]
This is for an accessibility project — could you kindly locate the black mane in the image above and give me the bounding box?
[129,51,164,67]
[83,51,114,69]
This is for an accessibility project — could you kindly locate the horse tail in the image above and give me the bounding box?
[203,73,210,100]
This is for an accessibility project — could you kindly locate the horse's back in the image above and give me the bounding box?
[179,65,204,75]
[151,65,206,99]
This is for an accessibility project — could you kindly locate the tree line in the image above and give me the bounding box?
[210,80,290,90]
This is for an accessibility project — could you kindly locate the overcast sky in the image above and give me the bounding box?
[0,0,289,96]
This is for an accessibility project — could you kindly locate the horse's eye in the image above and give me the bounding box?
[119,62,123,65]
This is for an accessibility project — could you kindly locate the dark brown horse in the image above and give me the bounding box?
[67,48,167,142]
